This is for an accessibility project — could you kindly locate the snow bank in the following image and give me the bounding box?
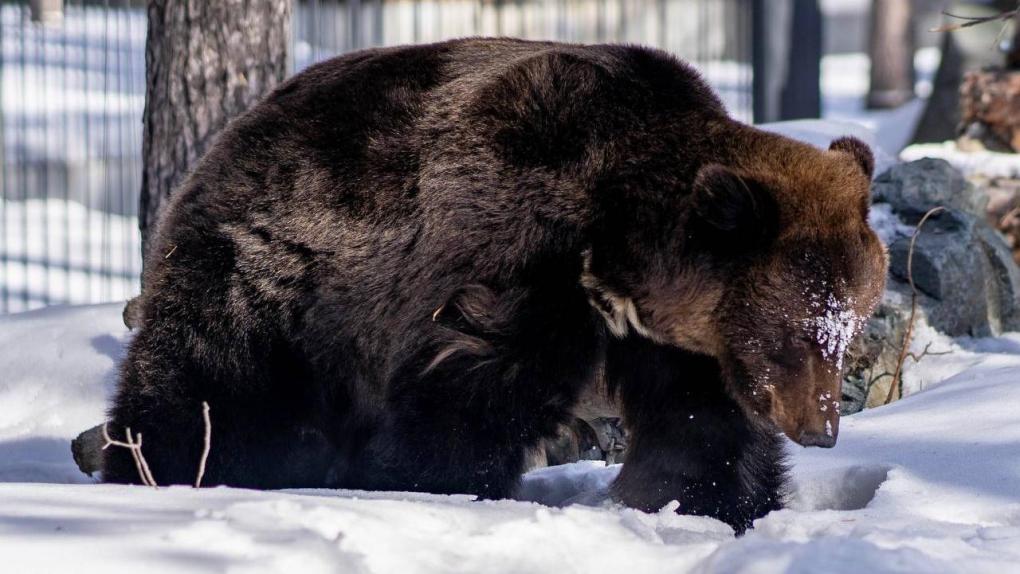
[0,304,129,482]
[1,304,1019,573]
[901,143,1020,179]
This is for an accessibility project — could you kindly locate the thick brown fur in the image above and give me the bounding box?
[105,38,887,534]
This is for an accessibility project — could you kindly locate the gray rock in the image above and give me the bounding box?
[872,157,988,218]
[873,160,1020,337]
[842,298,909,414]
[841,159,1020,412]
[974,223,1020,333]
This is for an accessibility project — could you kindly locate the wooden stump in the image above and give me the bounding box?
[959,69,1020,152]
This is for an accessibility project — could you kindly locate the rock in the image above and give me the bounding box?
[900,141,1020,265]
[872,157,987,217]
[871,159,1020,337]
[842,297,909,414]
[841,159,1020,413]
[71,423,107,477]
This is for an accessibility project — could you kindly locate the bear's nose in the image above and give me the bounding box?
[797,431,836,448]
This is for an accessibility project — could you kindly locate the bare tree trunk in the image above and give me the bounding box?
[912,32,963,144]
[140,0,291,258]
[867,0,915,109]
[1008,11,1020,70]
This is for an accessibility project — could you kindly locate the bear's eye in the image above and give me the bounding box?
[768,334,813,369]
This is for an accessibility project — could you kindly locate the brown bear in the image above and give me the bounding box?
[104,38,887,533]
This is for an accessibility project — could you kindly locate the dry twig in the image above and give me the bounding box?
[905,341,953,363]
[195,401,212,488]
[885,206,946,405]
[102,423,157,488]
[998,205,1020,229]
[930,7,1019,33]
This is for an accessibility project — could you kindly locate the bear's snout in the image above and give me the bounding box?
[767,357,842,448]
[797,428,837,449]
[774,403,840,449]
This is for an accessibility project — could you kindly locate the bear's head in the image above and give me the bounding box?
[585,135,887,448]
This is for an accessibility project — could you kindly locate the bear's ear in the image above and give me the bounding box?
[689,164,779,252]
[829,136,874,179]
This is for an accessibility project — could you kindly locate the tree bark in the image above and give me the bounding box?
[1008,11,1020,70]
[911,32,962,144]
[867,0,915,109]
[140,0,291,257]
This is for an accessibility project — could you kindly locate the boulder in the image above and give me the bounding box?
[872,159,1020,337]
[842,158,1020,414]
[872,157,987,217]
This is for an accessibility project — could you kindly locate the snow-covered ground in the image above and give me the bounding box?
[820,48,939,156]
[902,143,1020,179]
[1,304,1019,573]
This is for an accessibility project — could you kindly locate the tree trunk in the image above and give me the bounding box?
[912,32,962,144]
[867,0,915,109]
[140,0,291,258]
[1008,11,1020,70]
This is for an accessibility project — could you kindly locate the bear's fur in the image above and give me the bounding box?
[105,38,887,533]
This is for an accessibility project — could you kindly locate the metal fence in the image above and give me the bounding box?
[0,0,755,314]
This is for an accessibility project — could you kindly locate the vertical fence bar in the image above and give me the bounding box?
[20,1,30,310]
[751,0,769,124]
[0,3,7,313]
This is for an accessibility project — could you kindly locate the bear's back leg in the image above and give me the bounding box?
[103,223,350,488]
[103,318,346,488]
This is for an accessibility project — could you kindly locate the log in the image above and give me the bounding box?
[71,423,107,477]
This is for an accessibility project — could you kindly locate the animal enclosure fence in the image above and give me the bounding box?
[0,0,756,314]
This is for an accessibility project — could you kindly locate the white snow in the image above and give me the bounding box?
[0,304,129,482]
[901,142,1020,179]
[867,202,915,246]
[820,48,940,156]
[1,303,1020,572]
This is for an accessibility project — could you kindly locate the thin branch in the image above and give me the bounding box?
[134,432,157,487]
[867,370,894,388]
[195,401,212,488]
[885,206,946,405]
[930,8,1019,33]
[905,341,952,363]
[998,205,1020,229]
[102,423,157,488]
